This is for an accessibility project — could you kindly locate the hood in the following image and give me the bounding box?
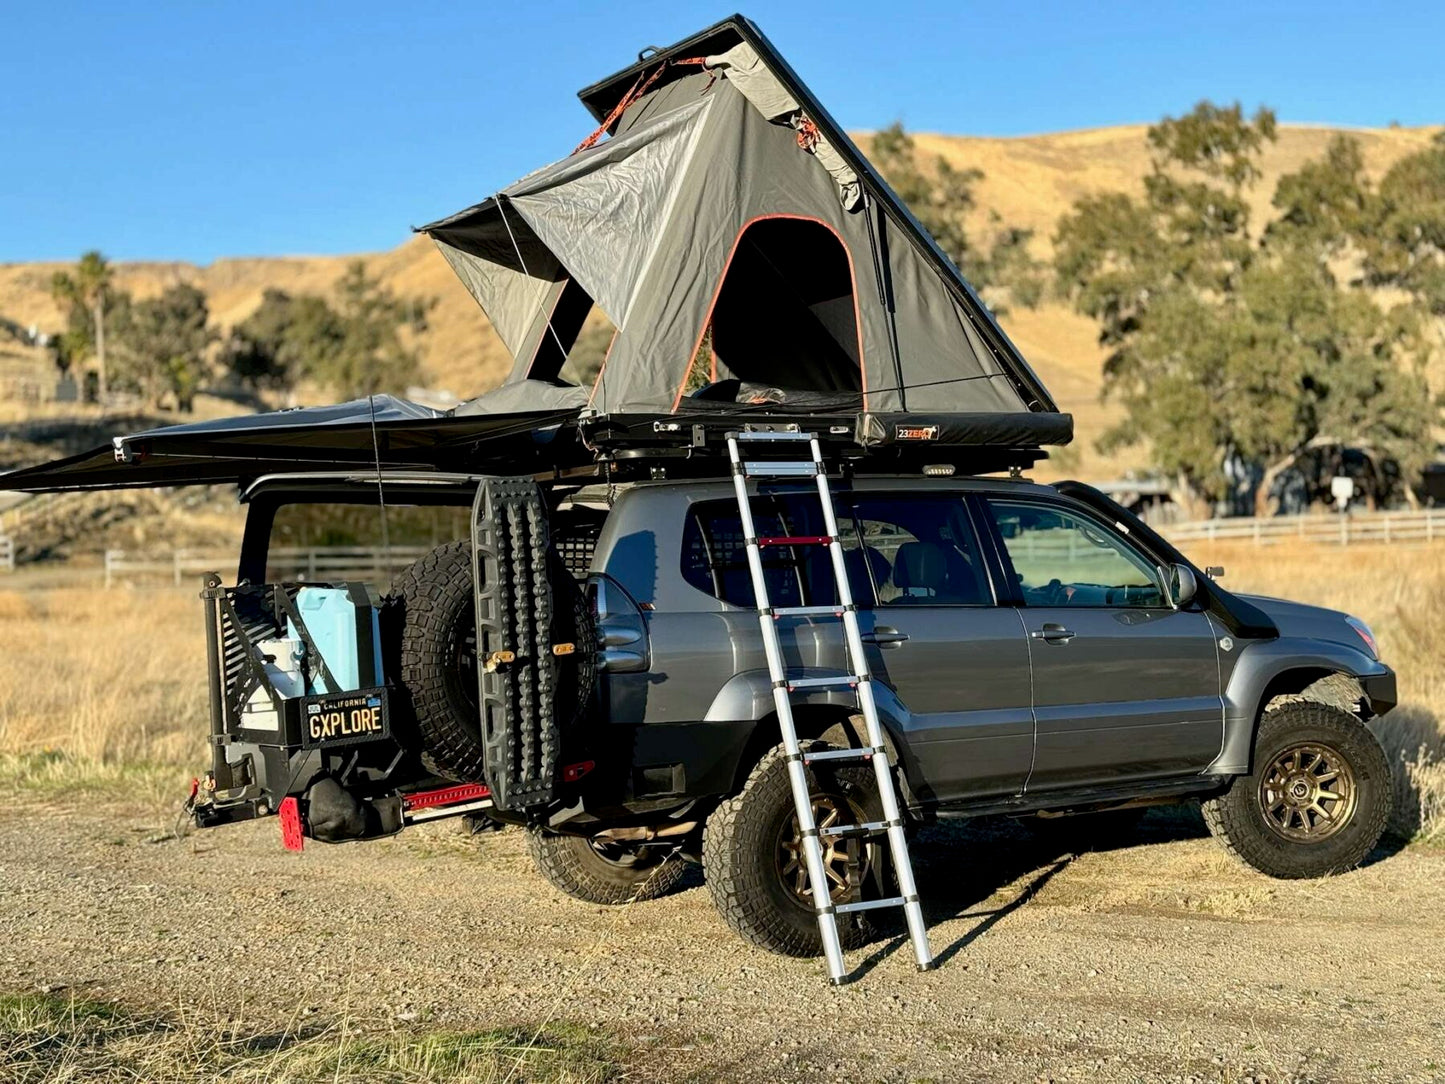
[1235,594,1373,655]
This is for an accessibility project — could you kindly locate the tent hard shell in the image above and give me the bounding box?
[0,14,1070,495]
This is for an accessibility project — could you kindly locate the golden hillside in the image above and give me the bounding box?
[2,122,1438,477]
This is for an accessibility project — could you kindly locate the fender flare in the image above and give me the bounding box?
[702,669,920,794]
[1209,637,1395,775]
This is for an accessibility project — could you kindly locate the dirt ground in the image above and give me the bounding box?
[3,796,1441,1084]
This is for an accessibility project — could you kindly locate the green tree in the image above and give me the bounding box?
[220,288,345,393]
[49,251,114,394]
[1054,102,1436,503]
[110,283,217,411]
[1360,133,1445,315]
[870,122,981,278]
[222,267,430,400]
[314,262,428,398]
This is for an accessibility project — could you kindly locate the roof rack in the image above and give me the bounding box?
[578,410,1062,480]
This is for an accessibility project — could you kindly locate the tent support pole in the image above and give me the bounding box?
[865,194,905,410]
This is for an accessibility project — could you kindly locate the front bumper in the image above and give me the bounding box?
[1361,669,1397,717]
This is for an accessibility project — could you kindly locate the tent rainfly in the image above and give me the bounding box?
[420,16,1065,433]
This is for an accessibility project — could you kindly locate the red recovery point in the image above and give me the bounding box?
[279,796,304,852]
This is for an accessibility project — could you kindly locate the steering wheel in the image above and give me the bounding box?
[1030,578,1072,606]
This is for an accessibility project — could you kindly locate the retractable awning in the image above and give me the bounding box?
[0,399,584,492]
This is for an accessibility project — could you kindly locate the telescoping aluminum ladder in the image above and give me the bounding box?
[726,430,934,984]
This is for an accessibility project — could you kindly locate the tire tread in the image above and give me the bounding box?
[526,830,686,905]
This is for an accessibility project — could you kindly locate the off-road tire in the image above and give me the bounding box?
[703,742,889,958]
[1202,701,1391,879]
[392,540,485,781]
[527,829,687,905]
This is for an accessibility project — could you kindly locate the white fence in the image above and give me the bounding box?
[1163,509,1445,546]
[103,545,433,588]
[76,508,1445,586]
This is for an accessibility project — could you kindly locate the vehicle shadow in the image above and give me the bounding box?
[847,805,1212,981]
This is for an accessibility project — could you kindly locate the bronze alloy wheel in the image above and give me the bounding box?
[777,794,871,904]
[1257,742,1358,843]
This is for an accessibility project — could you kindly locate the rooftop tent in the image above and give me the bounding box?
[420,15,1065,431]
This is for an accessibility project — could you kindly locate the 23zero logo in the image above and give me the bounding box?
[895,425,939,441]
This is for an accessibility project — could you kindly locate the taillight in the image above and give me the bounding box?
[588,575,650,673]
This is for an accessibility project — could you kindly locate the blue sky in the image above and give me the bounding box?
[3,1,1440,264]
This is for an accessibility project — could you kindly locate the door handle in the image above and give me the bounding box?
[1030,622,1075,644]
[863,626,910,647]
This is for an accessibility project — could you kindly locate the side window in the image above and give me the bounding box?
[681,496,866,608]
[986,499,1166,608]
[264,501,472,595]
[849,496,991,606]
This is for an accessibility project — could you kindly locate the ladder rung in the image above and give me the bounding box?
[835,895,906,915]
[803,745,881,764]
[820,820,892,840]
[732,430,814,442]
[756,534,832,547]
[786,675,863,690]
[770,604,847,618]
[742,461,818,477]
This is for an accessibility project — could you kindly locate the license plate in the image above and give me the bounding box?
[300,688,390,748]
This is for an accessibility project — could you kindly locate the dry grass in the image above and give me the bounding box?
[0,990,619,1084]
[0,586,208,802]
[1,543,1442,841]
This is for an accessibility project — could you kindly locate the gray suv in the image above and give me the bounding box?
[232,468,1396,959]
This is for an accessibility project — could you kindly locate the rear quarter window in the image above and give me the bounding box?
[680,496,863,608]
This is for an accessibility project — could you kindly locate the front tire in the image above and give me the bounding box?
[1203,701,1391,879]
[703,743,889,957]
[527,829,687,905]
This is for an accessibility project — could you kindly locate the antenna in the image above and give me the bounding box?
[366,394,392,582]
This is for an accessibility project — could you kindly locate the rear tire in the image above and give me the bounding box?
[1203,701,1391,879]
[527,829,687,904]
[703,743,889,957]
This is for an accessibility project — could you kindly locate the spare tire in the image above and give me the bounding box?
[390,539,486,782]
[389,538,596,787]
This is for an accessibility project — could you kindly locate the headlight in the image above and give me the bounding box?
[1345,616,1379,659]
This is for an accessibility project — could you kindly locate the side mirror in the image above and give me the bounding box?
[1169,563,1199,609]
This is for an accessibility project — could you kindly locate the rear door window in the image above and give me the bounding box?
[265,501,471,594]
[849,496,992,606]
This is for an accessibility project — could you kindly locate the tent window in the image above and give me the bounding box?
[519,279,618,390]
[558,311,617,389]
[703,217,861,394]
